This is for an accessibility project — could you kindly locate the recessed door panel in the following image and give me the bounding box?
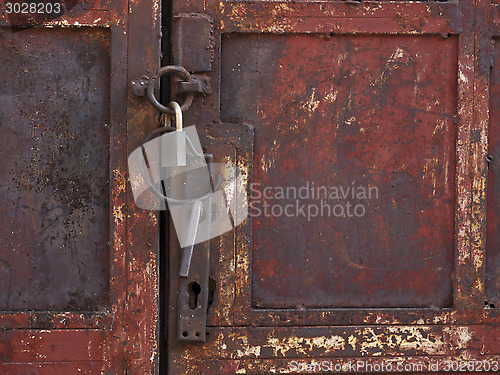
[0,28,110,311]
[221,34,457,308]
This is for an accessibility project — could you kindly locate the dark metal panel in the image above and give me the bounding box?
[0,27,111,311]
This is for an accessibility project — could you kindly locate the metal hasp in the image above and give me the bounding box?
[177,201,210,342]
[147,65,195,113]
[176,153,215,343]
[177,79,203,94]
[176,201,211,343]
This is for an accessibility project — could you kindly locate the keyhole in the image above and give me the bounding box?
[188,282,201,310]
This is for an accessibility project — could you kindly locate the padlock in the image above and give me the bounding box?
[160,101,187,167]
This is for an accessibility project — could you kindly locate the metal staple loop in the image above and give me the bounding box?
[146,65,195,114]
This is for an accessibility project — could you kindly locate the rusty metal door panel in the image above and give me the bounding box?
[0,0,161,372]
[0,27,111,311]
[167,0,500,372]
[222,33,457,309]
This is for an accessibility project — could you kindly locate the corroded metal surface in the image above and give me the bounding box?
[172,13,215,72]
[169,325,500,374]
[167,0,500,373]
[0,0,160,371]
[0,27,111,311]
[0,0,498,371]
[223,33,457,308]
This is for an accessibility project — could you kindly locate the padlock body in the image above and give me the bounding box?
[160,130,186,167]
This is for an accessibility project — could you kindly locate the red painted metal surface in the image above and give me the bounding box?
[0,0,499,371]
[0,0,160,372]
[167,0,500,373]
[222,33,457,309]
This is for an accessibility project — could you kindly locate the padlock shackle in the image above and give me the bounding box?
[168,101,183,131]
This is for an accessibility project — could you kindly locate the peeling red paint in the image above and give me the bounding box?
[167,0,500,373]
[0,0,159,371]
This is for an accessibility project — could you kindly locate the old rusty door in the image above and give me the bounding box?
[0,0,160,372]
[166,0,500,373]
